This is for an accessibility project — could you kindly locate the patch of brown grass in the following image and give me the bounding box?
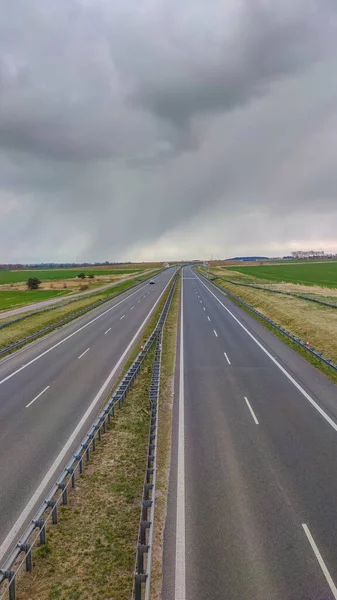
[217,280,337,364]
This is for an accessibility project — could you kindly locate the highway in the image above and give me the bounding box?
[164,266,337,600]
[0,267,175,566]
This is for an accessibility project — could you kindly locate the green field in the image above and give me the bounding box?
[0,289,70,311]
[0,268,143,285]
[226,262,337,288]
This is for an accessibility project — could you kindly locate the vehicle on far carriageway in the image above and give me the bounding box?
[149,280,155,284]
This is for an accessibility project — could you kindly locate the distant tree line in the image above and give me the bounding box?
[0,261,133,270]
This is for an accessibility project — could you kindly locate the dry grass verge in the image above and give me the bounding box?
[212,277,337,384]
[150,277,180,600]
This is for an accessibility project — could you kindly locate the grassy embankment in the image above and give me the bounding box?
[15,275,180,600]
[204,263,337,383]
[0,271,161,354]
[0,290,71,311]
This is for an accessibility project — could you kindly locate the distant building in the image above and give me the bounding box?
[291,250,325,259]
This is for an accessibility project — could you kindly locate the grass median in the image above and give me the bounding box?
[150,277,180,600]
[14,276,178,600]
[0,271,161,356]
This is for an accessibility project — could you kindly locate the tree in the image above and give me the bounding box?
[27,277,41,290]
[77,272,86,279]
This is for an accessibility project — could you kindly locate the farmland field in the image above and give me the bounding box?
[0,289,70,310]
[0,268,143,285]
[226,262,337,288]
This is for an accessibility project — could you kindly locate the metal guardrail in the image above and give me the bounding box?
[133,276,177,600]
[0,275,177,600]
[211,274,337,309]
[0,271,162,357]
[200,272,337,374]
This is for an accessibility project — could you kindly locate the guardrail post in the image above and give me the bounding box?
[134,573,147,600]
[47,500,58,524]
[137,544,149,574]
[34,520,47,545]
[57,483,68,505]
[19,544,32,572]
[3,571,16,600]
[66,467,76,488]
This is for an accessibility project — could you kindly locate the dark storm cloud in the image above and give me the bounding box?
[0,0,337,261]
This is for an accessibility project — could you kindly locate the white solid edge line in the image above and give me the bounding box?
[104,328,111,335]
[0,280,153,386]
[244,396,259,425]
[78,347,90,359]
[213,329,218,337]
[195,273,337,434]
[26,385,50,409]
[0,273,174,563]
[302,524,337,599]
[175,273,186,600]
[224,352,231,365]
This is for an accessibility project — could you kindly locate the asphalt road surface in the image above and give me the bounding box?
[0,267,175,565]
[163,266,337,600]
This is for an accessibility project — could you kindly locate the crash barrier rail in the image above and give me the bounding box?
[209,273,337,309]
[199,272,337,374]
[0,274,178,600]
[0,271,163,357]
[133,277,176,600]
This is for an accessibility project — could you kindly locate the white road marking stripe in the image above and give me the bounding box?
[0,281,152,386]
[207,316,211,321]
[196,274,337,434]
[244,397,259,424]
[302,524,337,599]
[213,329,218,337]
[224,352,231,365]
[0,274,174,563]
[130,306,134,310]
[26,386,50,408]
[78,347,90,359]
[175,273,186,600]
[104,328,111,335]
[203,307,206,311]
[120,315,125,320]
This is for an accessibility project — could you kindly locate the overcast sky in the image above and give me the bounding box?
[1,0,337,262]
